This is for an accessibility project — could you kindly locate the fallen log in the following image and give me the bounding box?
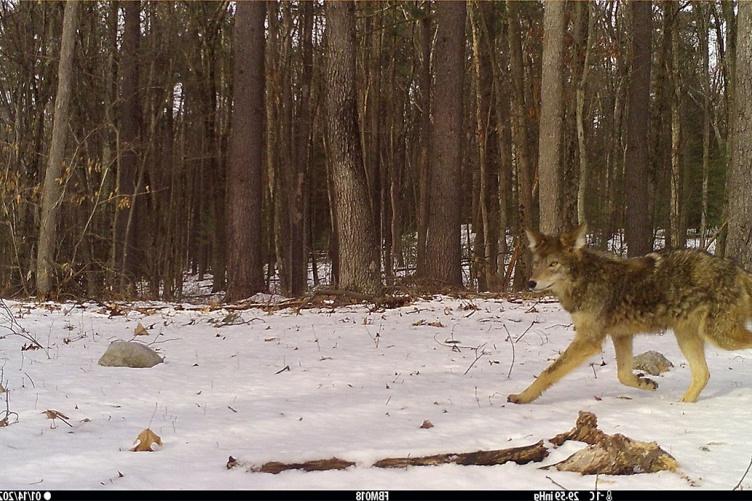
[232,411,677,476]
[548,411,678,475]
[243,457,355,474]
[373,440,549,468]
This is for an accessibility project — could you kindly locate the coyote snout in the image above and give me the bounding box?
[508,224,752,404]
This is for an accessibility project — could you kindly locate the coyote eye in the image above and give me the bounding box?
[549,261,559,268]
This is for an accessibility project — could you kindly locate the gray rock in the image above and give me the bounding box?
[98,341,163,368]
[632,351,673,376]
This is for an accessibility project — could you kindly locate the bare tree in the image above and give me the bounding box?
[574,1,593,227]
[537,0,565,235]
[507,1,533,288]
[424,0,466,287]
[35,0,79,296]
[624,0,653,257]
[324,0,382,295]
[416,4,432,277]
[726,1,752,268]
[225,1,266,301]
[115,0,142,291]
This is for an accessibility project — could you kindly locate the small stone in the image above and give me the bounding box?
[633,351,673,376]
[98,341,163,368]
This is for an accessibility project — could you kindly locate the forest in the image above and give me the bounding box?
[1,0,751,301]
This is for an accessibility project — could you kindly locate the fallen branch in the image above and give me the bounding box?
[373,440,548,468]
[255,458,355,474]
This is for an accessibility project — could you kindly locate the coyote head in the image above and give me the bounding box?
[525,225,587,293]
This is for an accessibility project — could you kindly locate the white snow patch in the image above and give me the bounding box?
[0,297,750,490]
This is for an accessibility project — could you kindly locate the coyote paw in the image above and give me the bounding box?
[507,393,533,404]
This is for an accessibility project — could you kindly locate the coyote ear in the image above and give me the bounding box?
[525,228,544,251]
[561,224,588,250]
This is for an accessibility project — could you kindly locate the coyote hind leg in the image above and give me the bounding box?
[674,327,709,403]
[612,335,657,391]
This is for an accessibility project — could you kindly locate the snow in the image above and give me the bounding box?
[1,295,751,490]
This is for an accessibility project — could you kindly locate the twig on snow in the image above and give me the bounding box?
[514,321,537,344]
[733,456,752,491]
[546,475,569,490]
[463,343,488,375]
[503,324,515,379]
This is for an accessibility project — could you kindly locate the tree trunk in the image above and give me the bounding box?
[225,1,266,301]
[624,0,653,257]
[470,1,500,291]
[537,0,565,235]
[575,1,593,227]
[288,0,314,296]
[324,0,382,295]
[416,6,432,277]
[493,5,513,288]
[669,11,685,249]
[725,1,752,268]
[424,0,466,287]
[508,1,533,289]
[35,0,79,297]
[717,0,737,258]
[697,3,710,249]
[116,0,142,292]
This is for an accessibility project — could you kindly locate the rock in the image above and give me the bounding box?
[98,341,163,368]
[633,350,673,376]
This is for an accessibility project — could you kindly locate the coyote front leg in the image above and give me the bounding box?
[612,335,657,391]
[508,336,603,404]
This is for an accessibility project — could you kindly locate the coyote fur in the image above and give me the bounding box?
[508,225,752,404]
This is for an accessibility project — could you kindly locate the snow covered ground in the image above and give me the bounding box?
[1,295,752,490]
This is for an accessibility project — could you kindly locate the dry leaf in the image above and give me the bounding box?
[134,322,148,336]
[131,428,162,452]
[420,420,434,429]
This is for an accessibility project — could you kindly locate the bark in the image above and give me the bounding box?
[225,1,266,301]
[35,0,79,296]
[424,0,466,287]
[537,0,566,235]
[324,0,382,295]
[624,0,653,257]
[726,1,752,268]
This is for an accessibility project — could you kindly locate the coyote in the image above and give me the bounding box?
[507,225,752,404]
